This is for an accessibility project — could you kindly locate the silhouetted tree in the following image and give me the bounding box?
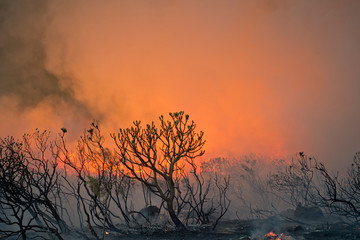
[269,152,317,208]
[180,158,231,230]
[57,122,134,239]
[315,152,360,220]
[111,111,205,229]
[0,131,69,240]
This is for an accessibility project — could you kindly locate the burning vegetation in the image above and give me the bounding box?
[0,112,359,239]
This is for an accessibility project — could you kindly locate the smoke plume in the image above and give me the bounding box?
[1,0,360,169]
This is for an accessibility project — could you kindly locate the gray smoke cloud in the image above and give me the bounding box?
[0,0,96,137]
[1,1,59,106]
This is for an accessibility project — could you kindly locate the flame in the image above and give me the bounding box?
[264,232,291,240]
[265,231,277,237]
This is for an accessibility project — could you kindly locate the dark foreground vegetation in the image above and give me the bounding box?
[0,112,359,239]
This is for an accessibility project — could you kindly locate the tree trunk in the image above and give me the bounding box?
[166,200,185,229]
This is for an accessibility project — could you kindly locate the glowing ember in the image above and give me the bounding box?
[265,231,277,237]
[264,231,291,240]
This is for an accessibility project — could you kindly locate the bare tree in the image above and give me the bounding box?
[111,111,205,229]
[179,158,230,230]
[57,123,135,239]
[269,152,317,208]
[315,152,360,220]
[0,131,69,240]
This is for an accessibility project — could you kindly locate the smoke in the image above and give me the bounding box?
[0,1,50,106]
[0,0,95,139]
[1,0,360,169]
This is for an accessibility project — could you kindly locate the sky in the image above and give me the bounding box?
[0,0,359,169]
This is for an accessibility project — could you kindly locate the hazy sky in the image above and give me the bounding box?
[1,0,359,169]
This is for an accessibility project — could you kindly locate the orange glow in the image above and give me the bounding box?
[58,150,130,177]
[1,1,360,170]
[265,231,277,237]
[264,232,291,240]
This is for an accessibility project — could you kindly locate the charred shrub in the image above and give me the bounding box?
[315,152,360,221]
[268,152,318,208]
[0,131,69,240]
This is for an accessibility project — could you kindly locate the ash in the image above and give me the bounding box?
[45,217,359,240]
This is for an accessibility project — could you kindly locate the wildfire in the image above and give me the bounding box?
[264,231,291,240]
[265,231,277,237]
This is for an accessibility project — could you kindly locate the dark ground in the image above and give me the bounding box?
[98,219,360,240]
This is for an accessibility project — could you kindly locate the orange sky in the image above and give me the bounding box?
[1,0,360,170]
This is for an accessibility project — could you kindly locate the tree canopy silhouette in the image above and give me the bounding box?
[111,111,205,228]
